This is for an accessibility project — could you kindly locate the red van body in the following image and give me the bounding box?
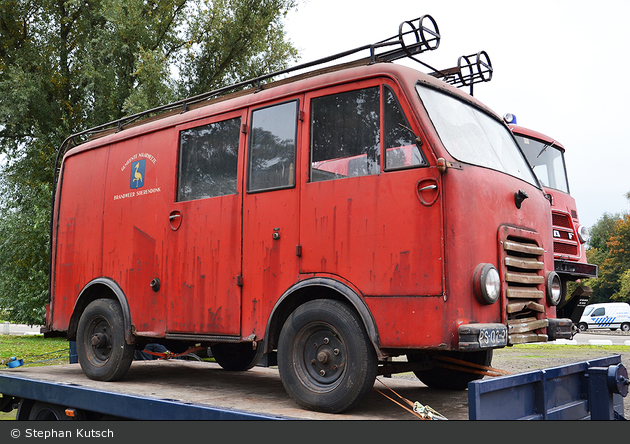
[45,61,572,413]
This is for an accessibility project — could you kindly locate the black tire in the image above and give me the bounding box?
[577,322,588,332]
[76,299,134,382]
[408,349,493,390]
[277,299,377,414]
[621,323,630,332]
[211,342,263,371]
[27,401,86,420]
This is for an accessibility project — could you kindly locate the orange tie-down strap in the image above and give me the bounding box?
[139,346,207,360]
[373,356,511,419]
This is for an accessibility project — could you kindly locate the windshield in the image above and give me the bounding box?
[416,85,538,187]
[513,135,569,193]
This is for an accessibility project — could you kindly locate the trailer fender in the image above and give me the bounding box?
[68,277,134,345]
[265,277,383,359]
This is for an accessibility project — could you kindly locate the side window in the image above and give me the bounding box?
[310,87,380,182]
[591,307,605,316]
[383,86,426,170]
[177,117,241,201]
[248,100,298,192]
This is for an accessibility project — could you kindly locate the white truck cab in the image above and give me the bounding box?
[577,302,630,332]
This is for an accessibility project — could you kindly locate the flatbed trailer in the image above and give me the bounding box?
[0,360,468,420]
[0,355,627,420]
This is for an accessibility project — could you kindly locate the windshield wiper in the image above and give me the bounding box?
[537,140,556,158]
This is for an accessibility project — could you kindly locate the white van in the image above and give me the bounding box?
[577,302,630,332]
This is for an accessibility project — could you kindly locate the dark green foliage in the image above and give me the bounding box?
[0,0,299,324]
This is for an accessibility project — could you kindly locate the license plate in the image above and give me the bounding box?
[478,327,508,348]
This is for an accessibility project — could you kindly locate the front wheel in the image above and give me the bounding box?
[76,299,134,382]
[277,299,377,414]
[577,322,588,332]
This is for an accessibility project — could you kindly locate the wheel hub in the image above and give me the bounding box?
[91,332,109,349]
[304,331,346,384]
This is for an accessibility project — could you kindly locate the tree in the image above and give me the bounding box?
[583,194,630,304]
[0,0,299,324]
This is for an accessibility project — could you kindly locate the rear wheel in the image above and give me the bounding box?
[621,323,630,332]
[407,349,493,390]
[26,401,86,420]
[277,299,377,413]
[76,299,134,382]
[211,342,263,371]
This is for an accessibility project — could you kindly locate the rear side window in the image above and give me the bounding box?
[247,100,298,192]
[177,117,241,201]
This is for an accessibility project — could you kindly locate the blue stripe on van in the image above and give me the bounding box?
[592,316,616,327]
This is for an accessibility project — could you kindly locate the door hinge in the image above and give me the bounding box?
[241,124,248,134]
[236,275,243,286]
[296,245,302,257]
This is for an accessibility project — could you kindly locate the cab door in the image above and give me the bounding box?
[166,110,246,335]
[299,81,444,298]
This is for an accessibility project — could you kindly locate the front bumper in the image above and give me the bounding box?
[555,259,598,280]
[459,323,508,351]
[459,317,573,350]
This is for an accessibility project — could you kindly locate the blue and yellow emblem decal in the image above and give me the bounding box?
[130,159,145,189]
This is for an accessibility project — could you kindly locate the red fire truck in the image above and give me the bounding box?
[507,119,598,322]
[43,16,572,413]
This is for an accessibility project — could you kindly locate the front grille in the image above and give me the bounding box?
[498,226,549,344]
[551,211,579,258]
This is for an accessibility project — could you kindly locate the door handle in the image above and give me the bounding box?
[169,210,183,231]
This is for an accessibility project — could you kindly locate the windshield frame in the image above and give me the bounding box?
[513,134,570,194]
[415,83,539,188]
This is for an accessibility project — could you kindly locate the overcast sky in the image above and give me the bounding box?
[283,0,630,229]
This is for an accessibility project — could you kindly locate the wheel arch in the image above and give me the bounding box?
[264,277,383,359]
[68,277,133,344]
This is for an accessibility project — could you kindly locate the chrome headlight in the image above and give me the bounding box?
[474,263,501,305]
[546,271,562,306]
[577,225,590,244]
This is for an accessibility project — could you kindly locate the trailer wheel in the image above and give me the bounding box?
[277,299,377,413]
[77,299,134,382]
[407,349,493,390]
[26,401,86,420]
[211,342,264,371]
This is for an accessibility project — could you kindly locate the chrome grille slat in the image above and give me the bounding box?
[499,227,548,345]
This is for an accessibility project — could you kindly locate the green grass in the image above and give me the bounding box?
[1,335,73,420]
[1,335,71,367]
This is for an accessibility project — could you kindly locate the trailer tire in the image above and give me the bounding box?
[211,342,264,371]
[277,299,377,414]
[27,401,86,420]
[77,299,134,382]
[407,349,493,390]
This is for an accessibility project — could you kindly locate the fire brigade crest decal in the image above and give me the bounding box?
[113,153,162,201]
[130,159,145,189]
